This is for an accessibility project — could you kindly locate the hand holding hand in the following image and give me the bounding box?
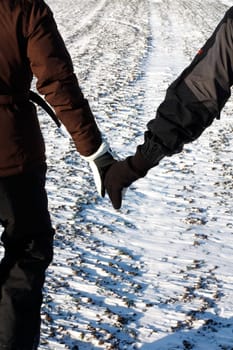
[81,142,116,197]
[104,148,153,209]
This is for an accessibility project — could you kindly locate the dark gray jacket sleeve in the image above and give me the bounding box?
[139,6,233,167]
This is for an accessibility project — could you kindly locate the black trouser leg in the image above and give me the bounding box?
[0,164,54,350]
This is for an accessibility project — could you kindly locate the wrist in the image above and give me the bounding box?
[129,147,153,177]
[81,141,110,161]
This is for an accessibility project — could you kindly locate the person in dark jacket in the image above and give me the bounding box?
[104,6,233,209]
[0,0,114,349]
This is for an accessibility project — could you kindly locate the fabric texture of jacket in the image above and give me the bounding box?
[139,6,233,168]
[0,0,102,177]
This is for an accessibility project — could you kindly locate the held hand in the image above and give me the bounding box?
[104,145,156,209]
[104,158,142,209]
[81,142,116,197]
[92,150,116,197]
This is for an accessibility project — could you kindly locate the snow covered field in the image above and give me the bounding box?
[2,0,233,349]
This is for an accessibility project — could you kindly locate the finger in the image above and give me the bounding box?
[108,188,122,209]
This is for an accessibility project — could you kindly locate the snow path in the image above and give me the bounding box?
[1,0,233,349]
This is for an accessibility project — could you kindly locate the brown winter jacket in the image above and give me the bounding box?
[0,0,102,177]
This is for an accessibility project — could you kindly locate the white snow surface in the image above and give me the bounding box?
[2,0,233,349]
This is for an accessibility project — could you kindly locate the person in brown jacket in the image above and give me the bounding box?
[0,0,114,349]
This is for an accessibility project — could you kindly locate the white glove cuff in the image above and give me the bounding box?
[81,141,109,162]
